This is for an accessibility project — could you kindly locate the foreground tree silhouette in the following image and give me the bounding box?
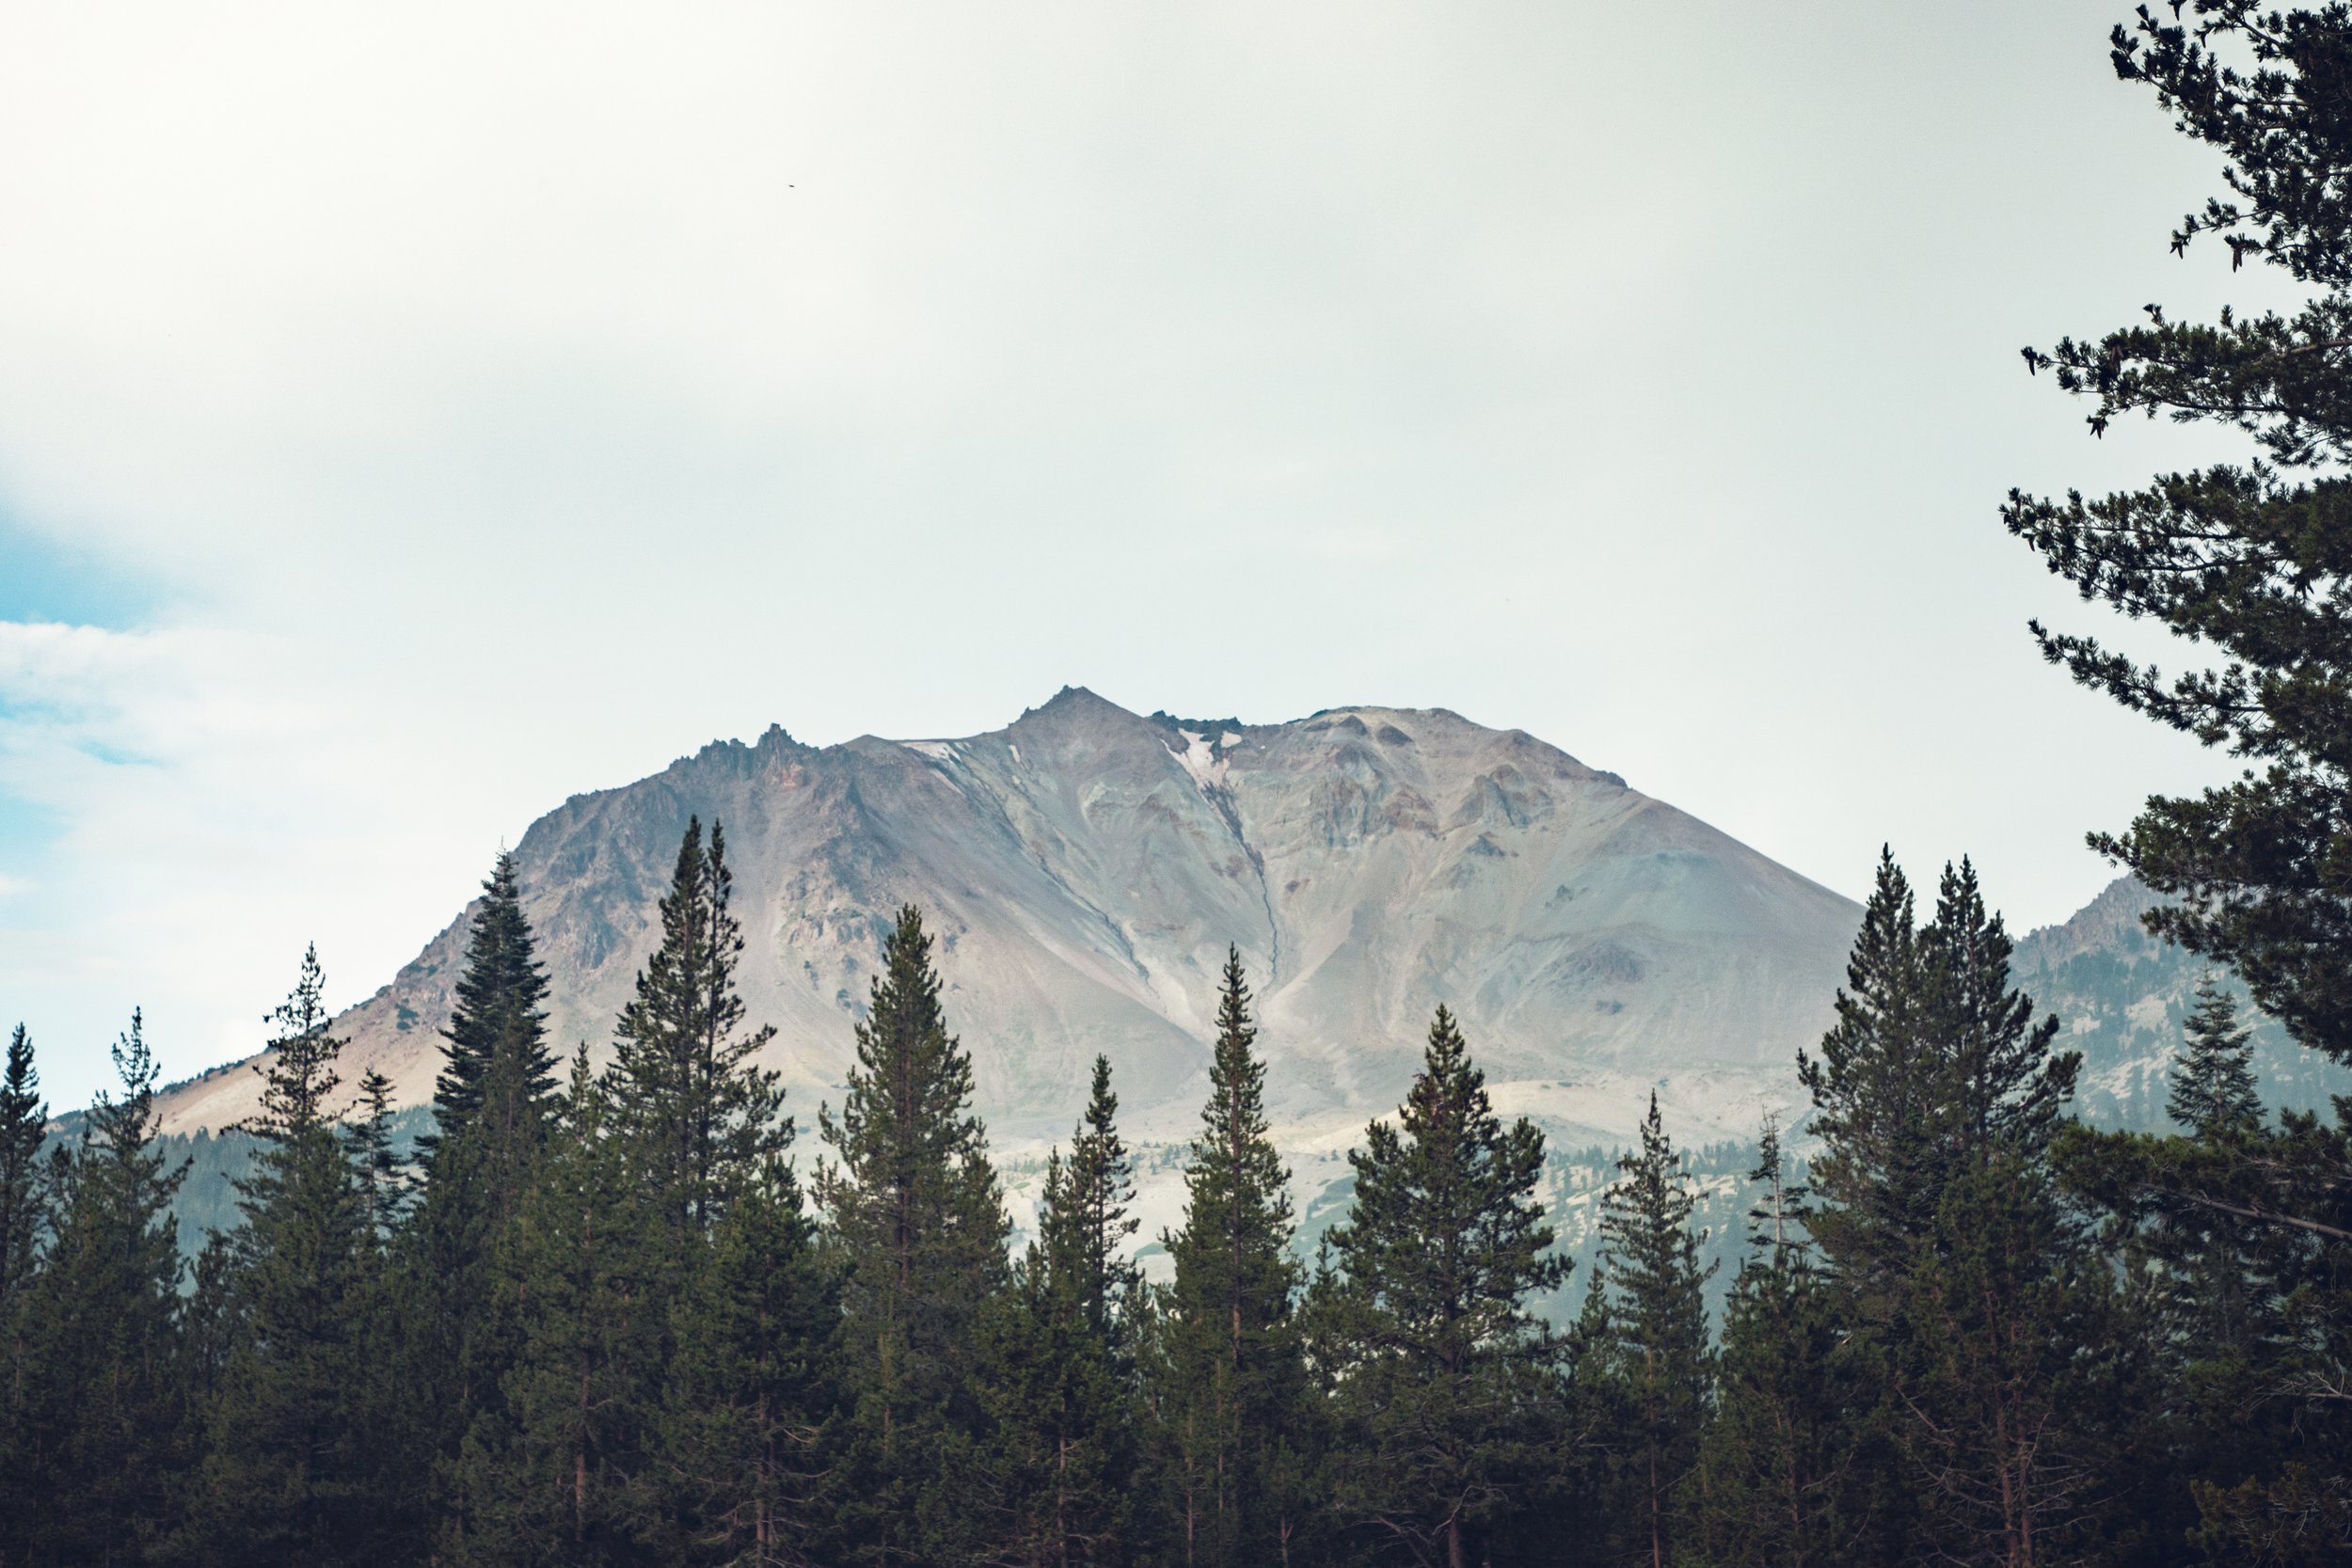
[818,904,1009,1565]
[1587,1092,1713,1568]
[1150,948,1312,1568]
[11,1013,185,1566]
[609,817,787,1247]
[964,1057,1142,1566]
[0,1022,44,1315]
[1691,1126,1865,1568]
[657,1151,839,1568]
[1321,1006,1567,1568]
[2008,12,2352,1540]
[193,948,387,1567]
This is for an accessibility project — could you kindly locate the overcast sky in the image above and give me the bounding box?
[0,2,2290,1108]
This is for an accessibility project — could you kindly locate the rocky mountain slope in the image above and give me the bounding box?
[154,689,1864,1179]
[2010,876,2352,1129]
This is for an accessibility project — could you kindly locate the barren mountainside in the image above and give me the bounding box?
[154,689,1865,1158]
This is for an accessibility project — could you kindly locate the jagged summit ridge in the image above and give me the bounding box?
[154,692,1864,1154]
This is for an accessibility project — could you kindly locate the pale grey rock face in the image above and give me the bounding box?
[154,689,1865,1166]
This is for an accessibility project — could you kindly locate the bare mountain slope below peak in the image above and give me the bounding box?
[153,689,1866,1150]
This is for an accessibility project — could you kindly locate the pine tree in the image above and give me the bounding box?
[428,848,556,1156]
[1804,857,2111,1566]
[966,1146,1142,1567]
[2008,0,2352,1075]
[411,851,560,1560]
[1921,860,2077,1170]
[2169,972,2263,1140]
[193,946,384,1567]
[657,1151,840,1568]
[1592,1092,1714,1568]
[1151,947,1311,1568]
[2005,16,2352,1542]
[501,816,795,1562]
[1691,1129,1864,1568]
[1797,848,1935,1310]
[0,1022,45,1568]
[2058,969,2300,1558]
[961,1057,1145,1567]
[482,1046,663,1567]
[1321,1006,1568,1567]
[12,1011,187,1565]
[0,1022,44,1313]
[817,903,1009,1566]
[345,1066,409,1244]
[1058,1055,1141,1354]
[609,817,787,1247]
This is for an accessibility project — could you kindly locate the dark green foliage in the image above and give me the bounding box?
[482,1049,663,1566]
[817,904,1009,1565]
[8,1013,185,1567]
[2170,971,2265,1137]
[609,818,788,1245]
[191,947,389,1567]
[2006,8,2352,1554]
[655,1152,838,1568]
[0,1022,43,1312]
[2008,1,2352,1070]
[1690,1135,1863,1568]
[1799,856,2123,1566]
[962,1076,1143,1567]
[1148,947,1312,1568]
[1799,854,2080,1307]
[409,852,561,1560]
[1583,1092,1714,1568]
[963,1058,1144,1568]
[2057,981,2339,1562]
[1319,1006,1567,1566]
[429,849,557,1156]
[1058,1054,1142,1354]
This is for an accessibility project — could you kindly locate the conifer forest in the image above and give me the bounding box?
[13,5,2352,1565]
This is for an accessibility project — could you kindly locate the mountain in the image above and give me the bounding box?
[2010,875,2352,1129]
[152,689,1865,1243]
[138,689,2352,1291]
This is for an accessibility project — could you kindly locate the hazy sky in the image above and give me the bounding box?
[0,2,2291,1107]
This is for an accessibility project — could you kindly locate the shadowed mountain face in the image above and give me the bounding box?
[154,689,1865,1151]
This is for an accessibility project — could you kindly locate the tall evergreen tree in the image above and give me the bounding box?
[193,946,384,1567]
[12,1012,186,1567]
[0,1022,44,1315]
[1804,857,2113,1567]
[428,849,557,1157]
[483,1048,663,1568]
[0,1022,44,1568]
[965,1132,1142,1568]
[609,818,787,1246]
[817,904,1009,1566]
[1590,1092,1714,1568]
[345,1066,408,1244]
[2006,16,2352,1541]
[1797,848,1935,1312]
[1151,947,1311,1568]
[656,1151,839,1568]
[1320,1006,1568,1568]
[1691,1129,1864,1568]
[1058,1055,1142,1354]
[2058,973,2301,1560]
[2169,973,2264,1139]
[412,851,560,1560]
